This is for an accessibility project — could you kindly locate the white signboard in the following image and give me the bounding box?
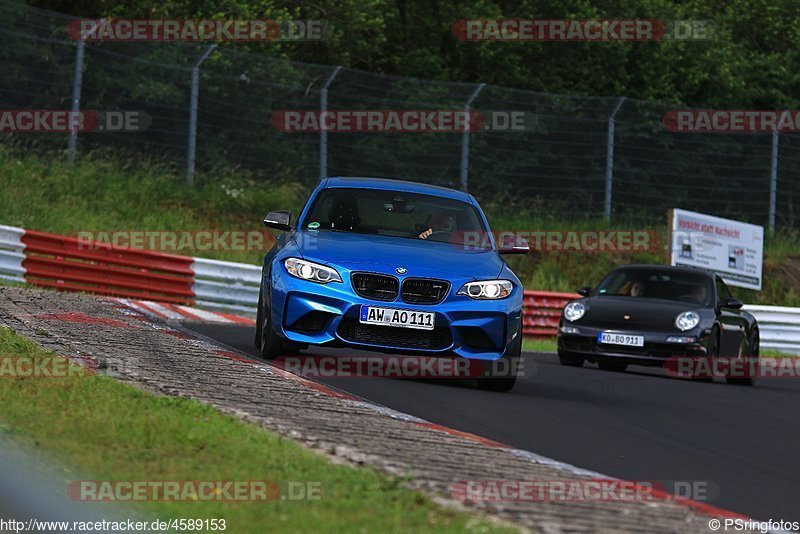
[668,209,764,290]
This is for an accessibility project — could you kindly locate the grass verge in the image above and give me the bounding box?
[521,338,558,353]
[0,327,511,533]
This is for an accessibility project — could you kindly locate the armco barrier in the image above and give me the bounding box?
[3,224,800,352]
[12,226,195,304]
[0,225,26,284]
[741,305,800,354]
[191,257,261,315]
[522,290,579,337]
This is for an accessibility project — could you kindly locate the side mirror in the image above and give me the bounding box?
[498,235,530,255]
[263,210,292,231]
[577,286,592,297]
[720,298,743,310]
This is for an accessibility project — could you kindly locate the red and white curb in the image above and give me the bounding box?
[109,298,255,325]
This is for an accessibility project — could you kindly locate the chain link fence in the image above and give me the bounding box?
[1,2,799,230]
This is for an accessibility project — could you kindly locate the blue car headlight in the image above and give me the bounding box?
[675,311,700,331]
[457,280,513,300]
[284,258,342,284]
[563,301,586,322]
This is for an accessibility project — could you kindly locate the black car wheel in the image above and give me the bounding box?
[727,330,758,386]
[477,337,520,392]
[693,326,720,382]
[557,350,585,367]
[597,360,627,372]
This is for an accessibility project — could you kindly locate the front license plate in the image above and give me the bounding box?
[597,332,644,347]
[359,305,435,331]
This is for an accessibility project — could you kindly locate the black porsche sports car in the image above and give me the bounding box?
[556,264,759,385]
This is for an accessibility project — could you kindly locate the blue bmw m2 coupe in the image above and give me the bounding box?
[255,177,529,391]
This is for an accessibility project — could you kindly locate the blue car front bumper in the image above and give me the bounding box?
[268,270,522,361]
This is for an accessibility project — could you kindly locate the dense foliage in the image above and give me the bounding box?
[26,0,800,108]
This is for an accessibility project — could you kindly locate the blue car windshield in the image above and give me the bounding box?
[301,187,489,245]
[595,269,715,306]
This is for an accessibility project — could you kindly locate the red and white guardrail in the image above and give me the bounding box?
[1,224,798,351]
[0,225,259,315]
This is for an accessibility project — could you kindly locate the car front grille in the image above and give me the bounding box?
[352,273,399,301]
[401,278,449,305]
[337,318,451,350]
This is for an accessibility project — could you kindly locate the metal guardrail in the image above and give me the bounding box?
[20,229,195,304]
[742,305,800,354]
[0,225,25,284]
[522,290,579,338]
[191,257,260,315]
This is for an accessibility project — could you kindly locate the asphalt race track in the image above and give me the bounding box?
[187,323,800,523]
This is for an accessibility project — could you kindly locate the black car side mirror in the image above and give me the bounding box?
[577,286,592,297]
[264,210,292,231]
[720,298,743,310]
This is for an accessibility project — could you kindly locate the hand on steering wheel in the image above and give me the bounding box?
[419,229,451,241]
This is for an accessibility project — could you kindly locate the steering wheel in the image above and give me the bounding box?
[425,230,452,242]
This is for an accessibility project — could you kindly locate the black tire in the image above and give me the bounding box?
[727,330,758,386]
[254,290,264,349]
[257,287,283,360]
[597,360,628,372]
[557,350,585,367]
[476,338,520,392]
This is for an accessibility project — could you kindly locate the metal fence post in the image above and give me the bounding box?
[604,96,627,221]
[769,129,779,231]
[67,20,101,165]
[186,44,217,187]
[319,66,343,181]
[459,83,486,192]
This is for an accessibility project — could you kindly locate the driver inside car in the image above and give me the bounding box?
[418,211,455,240]
[690,284,708,304]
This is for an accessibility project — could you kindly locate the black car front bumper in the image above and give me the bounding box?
[557,327,709,366]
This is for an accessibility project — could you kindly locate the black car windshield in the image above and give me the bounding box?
[301,187,489,245]
[595,269,715,306]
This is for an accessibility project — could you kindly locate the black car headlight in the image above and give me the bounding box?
[675,311,700,331]
[563,301,586,322]
[284,258,342,284]
[457,280,513,300]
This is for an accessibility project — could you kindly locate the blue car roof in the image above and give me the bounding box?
[322,177,471,203]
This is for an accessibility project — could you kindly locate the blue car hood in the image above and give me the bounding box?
[291,230,504,279]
